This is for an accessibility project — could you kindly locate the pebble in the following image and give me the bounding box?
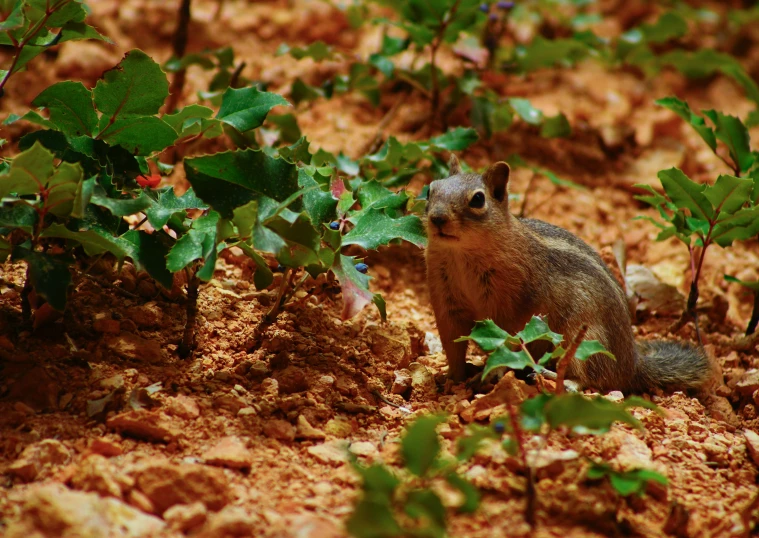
[391,369,412,395]
[165,394,201,419]
[8,439,71,482]
[324,418,352,438]
[296,415,326,440]
[107,410,181,443]
[736,369,759,396]
[744,430,759,467]
[262,419,296,442]
[202,436,253,471]
[125,302,163,328]
[105,333,163,363]
[348,441,378,458]
[164,502,208,533]
[307,440,349,465]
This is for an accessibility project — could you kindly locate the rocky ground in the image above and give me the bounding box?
[1,0,759,537]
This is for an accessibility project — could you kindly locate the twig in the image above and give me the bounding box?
[555,324,589,395]
[164,0,192,115]
[178,270,200,358]
[371,390,412,414]
[507,401,535,527]
[229,61,246,88]
[82,273,140,299]
[262,268,292,323]
[746,291,759,336]
[359,94,407,156]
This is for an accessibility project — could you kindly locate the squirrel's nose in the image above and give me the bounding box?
[430,215,448,228]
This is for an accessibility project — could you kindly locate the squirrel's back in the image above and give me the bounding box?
[425,157,712,391]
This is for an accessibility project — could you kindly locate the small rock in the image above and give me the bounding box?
[409,362,436,393]
[8,439,71,482]
[296,415,326,440]
[165,394,200,420]
[197,505,259,537]
[132,460,231,515]
[213,394,248,415]
[744,430,759,467]
[526,449,580,470]
[324,417,352,438]
[100,375,125,391]
[238,407,257,417]
[262,419,296,442]
[105,333,163,363]
[164,502,208,533]
[372,330,413,368]
[59,393,74,409]
[287,513,343,538]
[307,440,349,465]
[136,280,157,298]
[348,441,378,458]
[125,302,163,328]
[736,369,759,396]
[7,365,60,411]
[94,318,121,334]
[273,366,309,394]
[70,454,129,498]
[89,437,123,457]
[391,369,413,395]
[425,332,443,354]
[107,410,181,443]
[270,351,291,370]
[202,436,253,471]
[4,483,165,538]
[605,391,624,402]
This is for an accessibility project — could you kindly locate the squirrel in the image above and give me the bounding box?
[424,156,712,393]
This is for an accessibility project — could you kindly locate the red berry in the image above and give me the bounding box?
[136,174,161,189]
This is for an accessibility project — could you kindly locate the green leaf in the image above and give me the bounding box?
[120,230,174,289]
[332,254,384,320]
[16,249,71,311]
[277,41,335,61]
[657,168,713,221]
[41,222,129,259]
[482,347,534,379]
[343,208,426,250]
[446,473,480,513]
[97,115,178,155]
[401,414,447,477]
[703,174,753,215]
[267,113,301,144]
[0,140,55,197]
[185,149,300,219]
[216,86,290,133]
[655,97,716,151]
[91,186,152,217]
[725,275,759,292]
[298,168,337,225]
[588,463,668,497]
[702,110,755,173]
[231,200,258,239]
[72,176,95,219]
[0,202,37,233]
[521,393,551,432]
[544,393,642,434]
[640,12,688,43]
[166,212,219,274]
[575,340,615,361]
[509,98,543,125]
[163,104,215,137]
[354,463,400,498]
[514,37,589,72]
[345,499,401,538]
[145,187,208,229]
[404,489,446,533]
[31,81,97,138]
[426,127,478,151]
[264,210,322,270]
[540,113,572,138]
[516,315,563,345]
[94,50,169,118]
[457,319,509,351]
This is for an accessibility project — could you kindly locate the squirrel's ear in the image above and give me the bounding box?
[448,154,462,176]
[482,162,510,202]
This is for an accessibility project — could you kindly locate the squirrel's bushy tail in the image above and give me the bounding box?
[633,340,712,391]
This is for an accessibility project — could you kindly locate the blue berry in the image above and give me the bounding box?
[497,1,514,9]
[478,3,489,12]
[493,421,506,434]
[276,264,285,273]
[488,12,498,21]
[355,263,369,274]
[329,221,340,230]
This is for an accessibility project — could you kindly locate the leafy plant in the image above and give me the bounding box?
[0,0,110,94]
[636,97,759,336]
[587,462,667,497]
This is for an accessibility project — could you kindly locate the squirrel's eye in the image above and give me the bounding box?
[469,191,486,208]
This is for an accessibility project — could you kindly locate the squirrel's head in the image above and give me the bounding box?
[425,155,511,247]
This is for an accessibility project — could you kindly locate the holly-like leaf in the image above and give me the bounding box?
[703,174,753,215]
[277,41,335,61]
[702,110,755,173]
[120,229,174,289]
[640,11,687,43]
[425,127,478,151]
[166,211,219,274]
[41,222,129,259]
[587,463,668,497]
[725,275,759,292]
[401,414,447,477]
[298,168,337,225]
[343,208,426,250]
[482,347,535,379]
[145,187,208,229]
[446,473,480,513]
[540,113,572,138]
[655,97,716,151]
[91,186,152,217]
[509,98,543,125]
[94,50,169,118]
[185,149,300,218]
[163,104,216,137]
[458,319,510,351]
[15,248,71,311]
[0,203,37,233]
[575,340,615,361]
[516,315,563,345]
[332,254,384,320]
[404,489,446,533]
[97,115,178,155]
[657,168,713,221]
[31,81,98,138]
[216,87,290,133]
[544,393,644,434]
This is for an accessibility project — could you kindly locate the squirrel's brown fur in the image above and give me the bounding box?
[425,157,711,392]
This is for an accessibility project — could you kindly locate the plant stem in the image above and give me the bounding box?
[746,291,759,336]
[507,401,535,527]
[555,325,588,395]
[179,270,200,358]
[429,0,461,121]
[165,0,192,115]
[263,268,292,323]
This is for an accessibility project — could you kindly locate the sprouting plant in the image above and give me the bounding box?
[636,97,759,338]
[347,316,666,536]
[0,0,110,94]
